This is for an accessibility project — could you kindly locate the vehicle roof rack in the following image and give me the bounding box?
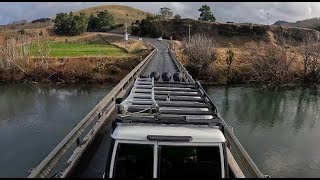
[115,76,220,126]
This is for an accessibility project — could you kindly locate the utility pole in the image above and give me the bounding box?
[188,23,191,43]
[125,22,128,51]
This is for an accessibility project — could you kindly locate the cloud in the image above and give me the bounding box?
[1,2,320,25]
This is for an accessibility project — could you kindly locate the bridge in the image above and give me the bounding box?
[27,36,266,178]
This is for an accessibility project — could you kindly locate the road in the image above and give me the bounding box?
[105,33,179,80]
[69,36,180,178]
[140,38,178,78]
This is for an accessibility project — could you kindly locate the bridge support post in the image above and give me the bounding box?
[74,123,81,147]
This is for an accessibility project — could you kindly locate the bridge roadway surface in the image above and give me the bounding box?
[69,37,179,178]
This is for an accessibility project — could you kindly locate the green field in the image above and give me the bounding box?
[30,42,129,57]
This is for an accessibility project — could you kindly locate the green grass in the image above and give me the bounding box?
[30,42,129,57]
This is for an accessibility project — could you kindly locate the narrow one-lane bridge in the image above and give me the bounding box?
[27,36,266,178]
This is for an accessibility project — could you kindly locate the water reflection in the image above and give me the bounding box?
[204,85,320,178]
[0,83,113,177]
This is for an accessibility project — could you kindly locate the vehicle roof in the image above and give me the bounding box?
[111,123,226,143]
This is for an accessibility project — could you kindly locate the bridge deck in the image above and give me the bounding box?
[70,38,181,178]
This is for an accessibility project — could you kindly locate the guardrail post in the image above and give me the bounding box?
[74,123,81,147]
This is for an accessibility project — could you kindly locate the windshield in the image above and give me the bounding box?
[112,143,154,178]
[158,145,222,178]
[110,142,223,178]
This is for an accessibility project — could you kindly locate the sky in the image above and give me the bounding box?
[1,2,320,25]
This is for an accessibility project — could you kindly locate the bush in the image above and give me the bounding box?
[31,18,51,23]
[19,29,26,34]
[182,34,216,77]
[107,65,121,75]
[246,42,297,85]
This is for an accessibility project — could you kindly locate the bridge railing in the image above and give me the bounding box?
[166,41,195,83]
[167,40,265,178]
[28,47,157,178]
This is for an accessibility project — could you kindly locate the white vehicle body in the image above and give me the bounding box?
[107,123,227,178]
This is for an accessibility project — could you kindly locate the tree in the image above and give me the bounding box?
[246,41,297,85]
[70,12,88,35]
[87,10,115,32]
[139,19,153,36]
[87,14,99,31]
[174,14,181,20]
[300,35,320,83]
[53,11,88,35]
[182,34,216,77]
[54,12,70,35]
[146,14,159,21]
[159,7,173,20]
[226,43,235,82]
[198,5,216,22]
[97,10,115,31]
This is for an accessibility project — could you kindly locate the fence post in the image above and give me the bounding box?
[74,123,81,147]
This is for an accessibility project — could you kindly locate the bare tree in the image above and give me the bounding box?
[34,34,50,70]
[182,33,216,77]
[308,43,320,83]
[300,34,320,83]
[0,34,31,74]
[159,7,173,20]
[246,42,297,85]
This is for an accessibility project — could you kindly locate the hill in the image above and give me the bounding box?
[136,19,320,47]
[274,17,320,30]
[75,5,152,25]
[0,5,151,32]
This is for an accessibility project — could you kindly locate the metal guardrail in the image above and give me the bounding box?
[167,41,265,178]
[166,41,195,84]
[28,46,157,178]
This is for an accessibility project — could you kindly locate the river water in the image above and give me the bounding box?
[0,83,114,178]
[204,86,320,178]
[0,84,319,177]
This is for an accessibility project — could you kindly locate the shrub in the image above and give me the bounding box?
[19,29,26,34]
[182,34,216,77]
[246,42,297,85]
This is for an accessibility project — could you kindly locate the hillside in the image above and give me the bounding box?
[75,5,152,24]
[141,19,320,47]
[274,17,320,30]
[0,5,150,32]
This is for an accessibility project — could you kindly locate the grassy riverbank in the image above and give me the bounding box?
[171,36,320,87]
[30,42,129,58]
[0,33,153,83]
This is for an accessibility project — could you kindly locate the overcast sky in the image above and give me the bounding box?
[1,2,320,25]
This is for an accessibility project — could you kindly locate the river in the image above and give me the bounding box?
[204,86,320,178]
[0,83,114,178]
[0,84,319,177]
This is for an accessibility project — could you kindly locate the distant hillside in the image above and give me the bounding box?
[138,19,320,47]
[274,17,320,30]
[75,5,152,25]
